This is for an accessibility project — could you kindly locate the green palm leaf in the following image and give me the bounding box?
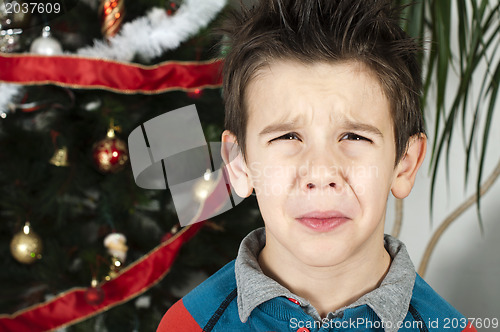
[397,0,500,228]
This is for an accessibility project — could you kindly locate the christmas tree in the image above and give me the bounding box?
[0,0,262,330]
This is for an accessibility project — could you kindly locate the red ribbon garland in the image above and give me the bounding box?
[0,54,225,331]
[0,54,223,93]
[0,222,204,332]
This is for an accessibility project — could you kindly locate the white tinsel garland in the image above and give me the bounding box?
[0,0,227,114]
[78,0,227,61]
[0,83,23,116]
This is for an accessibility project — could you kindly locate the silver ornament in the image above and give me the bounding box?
[30,26,62,55]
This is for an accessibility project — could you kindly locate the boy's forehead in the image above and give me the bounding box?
[248,59,380,86]
[244,59,392,131]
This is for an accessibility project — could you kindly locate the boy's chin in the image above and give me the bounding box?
[287,240,355,268]
[296,250,351,268]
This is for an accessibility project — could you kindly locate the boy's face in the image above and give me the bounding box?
[223,60,425,267]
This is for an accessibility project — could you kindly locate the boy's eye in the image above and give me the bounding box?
[270,132,301,142]
[341,133,372,143]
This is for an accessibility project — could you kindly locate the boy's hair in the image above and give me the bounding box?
[217,0,425,166]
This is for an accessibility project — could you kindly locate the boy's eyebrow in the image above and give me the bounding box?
[340,120,384,138]
[258,119,384,138]
[258,121,300,137]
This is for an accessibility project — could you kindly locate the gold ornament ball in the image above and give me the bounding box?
[10,228,42,264]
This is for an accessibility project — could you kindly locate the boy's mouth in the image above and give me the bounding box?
[295,210,350,232]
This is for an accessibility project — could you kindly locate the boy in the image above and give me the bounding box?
[158,0,476,331]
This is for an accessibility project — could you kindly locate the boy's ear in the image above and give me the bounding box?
[221,130,254,198]
[391,133,427,199]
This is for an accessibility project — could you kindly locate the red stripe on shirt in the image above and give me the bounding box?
[462,322,477,332]
[157,299,202,331]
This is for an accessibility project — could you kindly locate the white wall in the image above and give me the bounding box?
[385,115,500,331]
[383,2,500,329]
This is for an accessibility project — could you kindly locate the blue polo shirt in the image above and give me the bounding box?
[158,228,476,331]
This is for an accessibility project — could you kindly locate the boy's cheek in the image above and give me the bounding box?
[252,177,295,198]
[350,164,381,182]
[245,153,391,199]
[248,161,295,183]
[266,142,302,157]
[339,144,373,160]
[347,165,394,202]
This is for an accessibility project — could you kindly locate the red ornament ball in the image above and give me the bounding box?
[166,1,180,16]
[92,130,129,173]
[84,285,105,305]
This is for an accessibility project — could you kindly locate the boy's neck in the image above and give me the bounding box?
[257,229,391,318]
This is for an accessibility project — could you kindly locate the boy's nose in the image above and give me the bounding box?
[306,181,336,189]
[297,140,347,193]
[304,175,339,192]
[299,159,344,193]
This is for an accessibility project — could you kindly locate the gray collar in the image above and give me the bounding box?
[234,227,416,332]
